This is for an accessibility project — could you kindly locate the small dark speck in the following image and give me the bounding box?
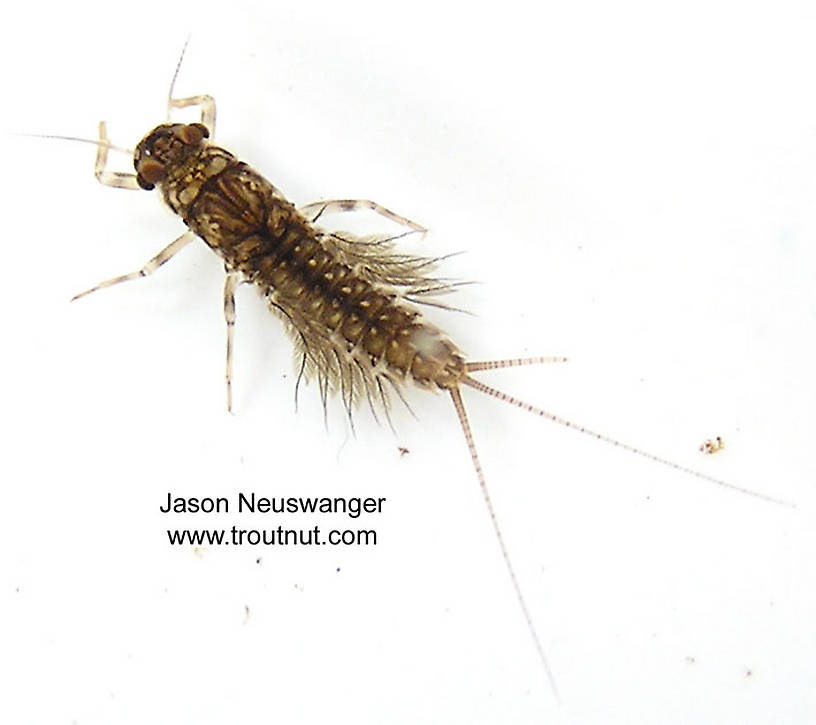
[398,447,410,457]
[746,669,753,677]
[256,557,263,565]
[336,566,341,573]
[685,656,696,664]
[15,587,20,593]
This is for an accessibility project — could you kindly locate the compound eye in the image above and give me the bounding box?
[176,123,209,145]
[137,158,166,189]
[136,175,155,191]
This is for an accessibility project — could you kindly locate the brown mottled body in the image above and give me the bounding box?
[69,62,787,703]
[135,123,465,405]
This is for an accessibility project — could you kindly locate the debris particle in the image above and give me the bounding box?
[699,436,725,455]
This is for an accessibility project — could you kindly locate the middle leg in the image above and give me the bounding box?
[72,231,196,301]
[299,199,427,233]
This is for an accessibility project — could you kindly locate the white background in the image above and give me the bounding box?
[2,1,815,723]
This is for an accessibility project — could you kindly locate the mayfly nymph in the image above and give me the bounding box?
[48,43,791,700]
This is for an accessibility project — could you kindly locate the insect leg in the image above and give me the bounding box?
[168,95,217,137]
[71,231,196,301]
[223,271,241,412]
[299,199,427,233]
[94,122,140,190]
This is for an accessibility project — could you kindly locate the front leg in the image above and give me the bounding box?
[94,121,140,190]
[168,95,217,137]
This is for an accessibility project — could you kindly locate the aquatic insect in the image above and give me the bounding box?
[35,42,790,700]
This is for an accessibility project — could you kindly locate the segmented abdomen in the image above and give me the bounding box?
[164,145,465,406]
